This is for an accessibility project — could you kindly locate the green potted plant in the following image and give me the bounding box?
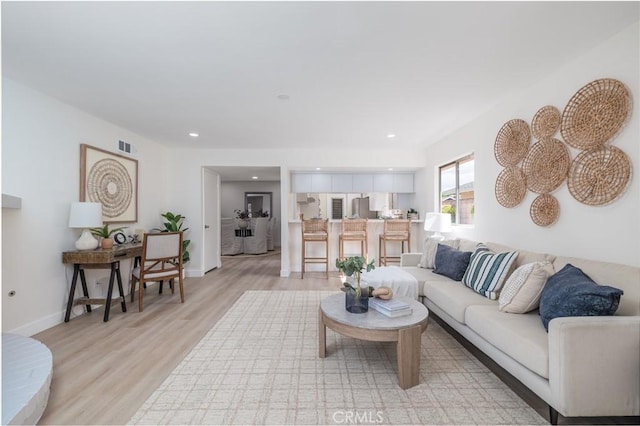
[336,256,375,313]
[154,212,191,263]
[90,224,126,249]
[234,209,250,229]
[407,208,419,220]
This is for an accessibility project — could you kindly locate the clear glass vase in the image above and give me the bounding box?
[345,286,369,314]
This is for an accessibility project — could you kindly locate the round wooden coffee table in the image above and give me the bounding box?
[318,293,429,389]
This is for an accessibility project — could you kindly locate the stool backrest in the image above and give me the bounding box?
[300,215,328,234]
[342,218,367,234]
[383,219,410,237]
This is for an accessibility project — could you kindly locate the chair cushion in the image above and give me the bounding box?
[433,244,472,281]
[303,232,328,241]
[341,232,366,239]
[133,265,180,280]
[539,264,624,331]
[462,243,519,300]
[499,261,555,313]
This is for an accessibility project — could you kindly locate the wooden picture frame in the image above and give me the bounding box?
[80,144,138,223]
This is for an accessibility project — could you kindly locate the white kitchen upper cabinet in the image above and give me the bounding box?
[311,173,332,192]
[352,174,373,193]
[292,173,312,193]
[373,174,393,192]
[392,174,414,193]
[331,174,353,192]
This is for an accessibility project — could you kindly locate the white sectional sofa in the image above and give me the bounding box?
[400,239,640,424]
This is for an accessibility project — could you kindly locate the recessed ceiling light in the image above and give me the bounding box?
[189,132,199,137]
[315,167,321,170]
[387,133,396,139]
[251,176,259,180]
[277,94,290,101]
[388,168,394,171]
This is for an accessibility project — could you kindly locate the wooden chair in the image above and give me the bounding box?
[130,231,184,312]
[338,218,368,260]
[378,219,411,266]
[300,214,329,279]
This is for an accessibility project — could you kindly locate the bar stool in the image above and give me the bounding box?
[338,218,368,260]
[378,219,411,266]
[300,214,329,279]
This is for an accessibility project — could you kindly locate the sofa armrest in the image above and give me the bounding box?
[400,253,422,267]
[549,316,640,417]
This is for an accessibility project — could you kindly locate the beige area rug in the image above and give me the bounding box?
[129,291,546,425]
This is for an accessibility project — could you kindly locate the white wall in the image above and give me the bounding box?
[2,78,170,335]
[220,180,282,247]
[423,22,640,267]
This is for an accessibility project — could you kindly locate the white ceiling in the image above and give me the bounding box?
[2,1,639,154]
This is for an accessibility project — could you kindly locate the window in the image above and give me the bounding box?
[439,154,475,225]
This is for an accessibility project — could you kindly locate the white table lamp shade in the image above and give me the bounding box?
[69,202,103,250]
[424,212,452,241]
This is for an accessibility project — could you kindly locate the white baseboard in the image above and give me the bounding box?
[8,311,64,337]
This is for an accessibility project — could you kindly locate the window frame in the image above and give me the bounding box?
[438,153,475,225]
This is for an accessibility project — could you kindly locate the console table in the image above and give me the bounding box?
[62,243,142,322]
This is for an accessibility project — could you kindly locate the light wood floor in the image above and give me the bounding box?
[34,253,638,425]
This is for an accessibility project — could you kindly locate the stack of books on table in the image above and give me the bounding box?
[369,298,413,318]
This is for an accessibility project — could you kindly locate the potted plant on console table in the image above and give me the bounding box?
[336,256,375,314]
[90,224,126,249]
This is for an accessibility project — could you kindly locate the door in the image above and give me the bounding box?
[203,168,221,273]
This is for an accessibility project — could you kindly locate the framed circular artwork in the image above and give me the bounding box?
[80,144,138,223]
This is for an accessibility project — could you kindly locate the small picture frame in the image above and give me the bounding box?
[80,144,138,223]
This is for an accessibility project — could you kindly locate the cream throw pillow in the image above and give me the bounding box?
[418,238,459,269]
[499,261,555,313]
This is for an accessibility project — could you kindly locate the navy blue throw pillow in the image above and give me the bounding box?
[433,244,472,281]
[539,264,623,331]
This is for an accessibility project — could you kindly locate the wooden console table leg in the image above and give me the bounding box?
[116,263,127,313]
[79,268,92,313]
[318,309,326,358]
[103,262,118,322]
[397,324,422,389]
[64,265,80,322]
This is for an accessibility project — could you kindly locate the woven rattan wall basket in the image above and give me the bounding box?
[568,146,632,205]
[522,137,571,194]
[530,194,560,227]
[561,78,632,150]
[495,166,527,208]
[494,119,531,167]
[531,106,561,139]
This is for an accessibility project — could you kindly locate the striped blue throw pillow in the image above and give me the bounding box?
[462,243,519,299]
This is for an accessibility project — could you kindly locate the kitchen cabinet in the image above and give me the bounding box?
[311,174,332,192]
[392,174,414,193]
[373,174,393,192]
[292,173,312,193]
[331,174,352,192]
[352,174,373,193]
[291,172,414,193]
